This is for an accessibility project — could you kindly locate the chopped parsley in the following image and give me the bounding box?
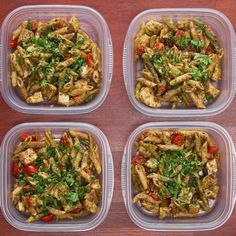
[77,36,85,45]
[26,20,33,31]
[178,37,203,49]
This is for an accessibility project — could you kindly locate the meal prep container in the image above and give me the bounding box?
[0,5,113,114]
[123,8,236,117]
[121,122,236,231]
[0,122,114,232]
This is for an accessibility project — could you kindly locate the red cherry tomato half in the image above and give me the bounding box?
[131,155,144,165]
[10,38,18,49]
[73,96,81,104]
[157,84,166,92]
[171,134,183,146]
[136,131,149,142]
[175,30,185,38]
[20,133,37,142]
[148,180,155,189]
[148,192,159,201]
[65,53,72,60]
[60,136,69,146]
[153,42,165,52]
[60,163,66,169]
[86,53,93,67]
[25,195,32,206]
[12,163,20,178]
[42,214,54,222]
[186,45,195,52]
[71,207,82,213]
[20,132,30,141]
[208,146,218,154]
[24,164,38,175]
[136,44,146,55]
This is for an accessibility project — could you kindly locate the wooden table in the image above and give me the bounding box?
[1,0,236,235]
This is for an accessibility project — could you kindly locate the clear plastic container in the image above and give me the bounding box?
[123,8,236,117]
[121,121,236,231]
[0,122,114,232]
[0,5,113,114]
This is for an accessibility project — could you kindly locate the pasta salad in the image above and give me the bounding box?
[11,129,101,222]
[10,17,101,106]
[131,129,220,219]
[134,17,223,109]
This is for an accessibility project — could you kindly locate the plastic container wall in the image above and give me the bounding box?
[0,122,114,232]
[0,5,113,114]
[123,9,236,117]
[121,122,236,231]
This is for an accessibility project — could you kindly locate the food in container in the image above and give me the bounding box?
[0,122,114,232]
[11,129,101,223]
[10,17,102,107]
[123,9,236,117]
[131,129,219,219]
[134,17,223,109]
[0,5,113,114]
[122,122,236,231]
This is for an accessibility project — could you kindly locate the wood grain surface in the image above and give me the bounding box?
[0,0,236,235]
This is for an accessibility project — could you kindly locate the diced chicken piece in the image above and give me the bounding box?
[58,92,69,106]
[206,159,218,175]
[18,148,38,165]
[145,20,164,35]
[26,91,44,104]
[18,28,34,43]
[136,34,150,46]
[80,65,90,78]
[16,201,25,212]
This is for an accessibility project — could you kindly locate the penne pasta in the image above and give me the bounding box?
[9,17,102,106]
[132,129,220,219]
[11,129,101,223]
[134,17,223,109]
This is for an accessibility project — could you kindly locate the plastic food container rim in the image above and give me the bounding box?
[0,122,114,232]
[0,4,114,115]
[121,121,236,231]
[123,8,236,117]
